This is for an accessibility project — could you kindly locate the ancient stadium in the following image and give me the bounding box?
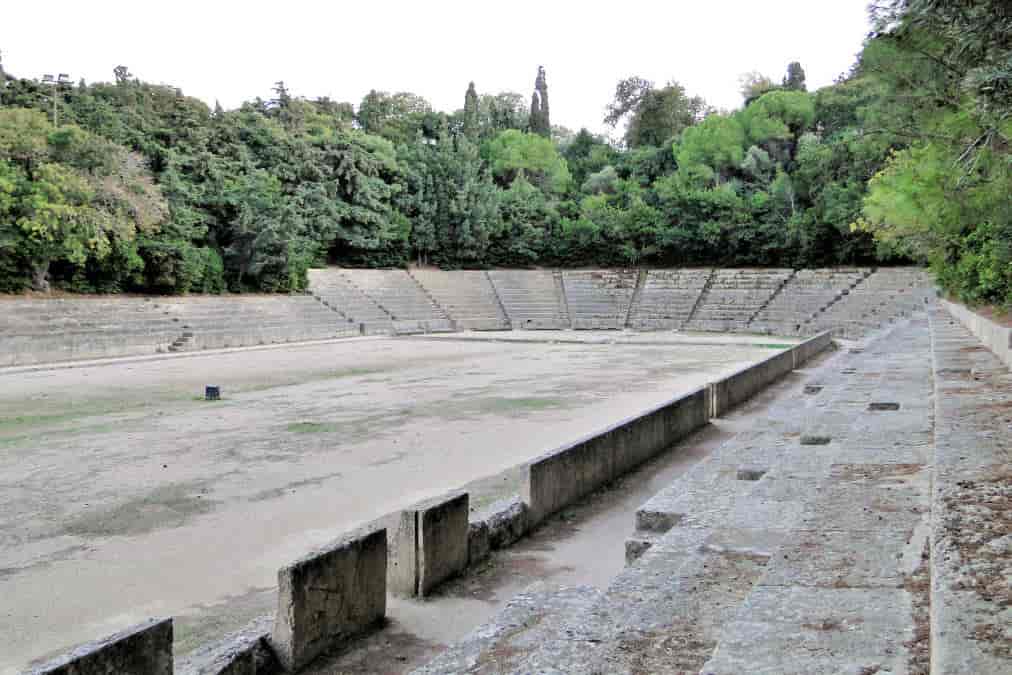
[2,266,1008,674]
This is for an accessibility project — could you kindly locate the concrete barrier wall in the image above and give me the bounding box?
[26,617,173,675]
[388,492,470,597]
[941,299,1012,369]
[271,528,387,671]
[523,388,709,526]
[709,332,831,418]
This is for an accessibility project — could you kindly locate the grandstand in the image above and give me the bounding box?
[0,267,938,368]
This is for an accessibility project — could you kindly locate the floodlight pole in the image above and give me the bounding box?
[42,74,71,126]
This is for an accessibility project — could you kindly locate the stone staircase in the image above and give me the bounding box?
[627,268,712,330]
[307,268,394,334]
[409,269,510,331]
[562,269,639,330]
[748,268,871,335]
[486,270,570,329]
[683,268,796,333]
[337,269,453,334]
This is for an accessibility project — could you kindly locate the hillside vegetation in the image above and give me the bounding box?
[0,0,1009,305]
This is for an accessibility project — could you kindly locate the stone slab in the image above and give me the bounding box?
[176,615,277,675]
[271,527,387,671]
[26,618,173,675]
[702,587,916,675]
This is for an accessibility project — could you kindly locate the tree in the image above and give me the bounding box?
[675,114,746,185]
[605,77,707,147]
[356,90,433,143]
[463,82,479,139]
[783,62,807,91]
[529,67,550,137]
[484,129,571,193]
[739,71,776,105]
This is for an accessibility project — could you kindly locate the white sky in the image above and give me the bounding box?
[2,1,871,137]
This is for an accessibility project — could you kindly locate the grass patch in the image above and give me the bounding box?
[473,396,568,414]
[287,421,341,433]
[757,343,794,349]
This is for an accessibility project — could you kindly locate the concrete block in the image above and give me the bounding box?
[523,388,708,526]
[418,492,469,595]
[26,617,173,675]
[271,527,387,671]
[467,520,490,566]
[482,496,529,549]
[177,615,277,675]
[388,491,470,597]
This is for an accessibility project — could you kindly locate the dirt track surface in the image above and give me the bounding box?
[0,331,785,672]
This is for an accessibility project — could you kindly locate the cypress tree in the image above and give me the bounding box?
[529,66,550,137]
[464,81,479,139]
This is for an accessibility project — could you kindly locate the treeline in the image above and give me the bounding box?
[0,0,1009,304]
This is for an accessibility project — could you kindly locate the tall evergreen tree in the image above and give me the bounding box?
[463,81,479,139]
[529,66,550,137]
[783,62,807,91]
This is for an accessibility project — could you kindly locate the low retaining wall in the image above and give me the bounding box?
[941,299,1012,369]
[271,528,387,671]
[523,388,709,526]
[709,331,831,418]
[26,618,173,675]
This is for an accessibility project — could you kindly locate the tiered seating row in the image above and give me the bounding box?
[0,268,937,367]
[809,267,934,338]
[0,295,356,366]
[485,270,569,329]
[408,270,509,330]
[683,268,795,332]
[563,269,639,330]
[749,268,870,335]
[627,268,712,330]
[333,269,452,334]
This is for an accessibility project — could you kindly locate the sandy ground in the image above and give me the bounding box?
[0,331,785,672]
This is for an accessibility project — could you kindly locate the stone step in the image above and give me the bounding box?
[410,583,603,674]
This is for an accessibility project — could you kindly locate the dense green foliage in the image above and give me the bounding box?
[0,3,1008,301]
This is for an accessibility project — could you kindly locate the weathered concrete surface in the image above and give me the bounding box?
[929,307,1012,674]
[523,387,709,526]
[941,298,1012,368]
[271,528,387,671]
[25,618,172,675]
[388,492,469,598]
[410,583,603,674]
[176,616,277,675]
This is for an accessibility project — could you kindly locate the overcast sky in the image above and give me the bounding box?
[3,1,871,137]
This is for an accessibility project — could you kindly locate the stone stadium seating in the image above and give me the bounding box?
[336,269,453,334]
[0,295,355,366]
[0,267,937,367]
[683,268,795,332]
[749,268,871,335]
[409,270,510,330]
[486,270,570,329]
[809,267,935,339]
[159,296,356,351]
[307,268,394,334]
[0,297,183,366]
[562,269,639,330]
[627,268,712,330]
